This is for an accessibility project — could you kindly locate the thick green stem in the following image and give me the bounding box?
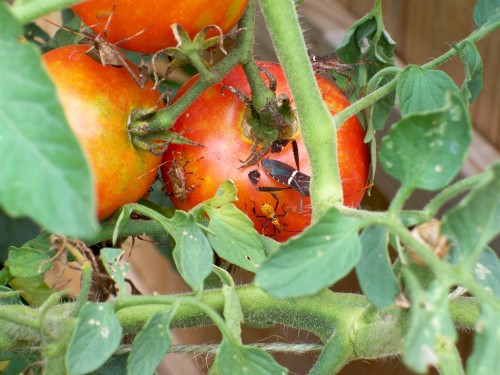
[0,310,40,331]
[0,287,479,362]
[9,0,81,23]
[388,184,413,216]
[309,331,353,375]
[259,0,343,217]
[241,56,276,110]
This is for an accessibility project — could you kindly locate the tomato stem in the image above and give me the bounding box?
[241,57,276,111]
[259,0,344,217]
[0,285,478,359]
[8,0,81,23]
[73,261,93,315]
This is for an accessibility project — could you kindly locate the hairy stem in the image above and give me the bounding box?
[423,174,484,217]
[0,287,479,361]
[259,0,343,217]
[9,0,81,23]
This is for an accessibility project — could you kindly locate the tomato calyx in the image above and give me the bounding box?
[223,65,298,168]
[128,107,204,155]
[151,23,231,86]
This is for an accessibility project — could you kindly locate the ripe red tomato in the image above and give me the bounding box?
[42,45,163,220]
[161,62,370,241]
[72,0,249,54]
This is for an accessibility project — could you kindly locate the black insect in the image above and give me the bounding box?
[248,138,310,213]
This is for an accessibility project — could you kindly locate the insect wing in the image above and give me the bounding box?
[288,171,310,197]
[262,159,310,196]
[262,159,295,182]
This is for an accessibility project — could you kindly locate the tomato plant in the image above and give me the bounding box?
[1,0,500,374]
[71,0,249,53]
[162,62,370,241]
[42,45,162,220]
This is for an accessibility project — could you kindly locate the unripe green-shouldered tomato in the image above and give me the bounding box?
[162,62,370,241]
[42,45,162,220]
[72,0,249,54]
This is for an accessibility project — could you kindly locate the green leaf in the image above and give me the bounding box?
[172,214,213,291]
[6,246,54,279]
[209,339,287,375]
[111,204,214,292]
[355,226,399,310]
[403,275,457,373]
[380,92,471,191]
[94,354,128,375]
[396,66,460,117]
[202,180,239,209]
[8,275,53,307]
[46,16,84,50]
[473,248,500,297]
[207,204,266,273]
[66,302,122,375]
[336,16,376,61]
[457,41,483,104]
[336,14,395,65]
[0,353,32,375]
[127,308,175,375]
[367,68,398,130]
[258,234,280,257]
[99,248,128,297]
[466,303,500,374]
[213,266,243,342]
[23,22,50,50]
[255,208,362,298]
[0,4,98,238]
[442,163,500,264]
[0,285,22,305]
[0,267,12,285]
[335,11,396,100]
[473,0,500,27]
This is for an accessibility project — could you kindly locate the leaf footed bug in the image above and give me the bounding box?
[162,153,203,202]
[248,138,310,213]
[44,9,151,88]
[309,54,375,93]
